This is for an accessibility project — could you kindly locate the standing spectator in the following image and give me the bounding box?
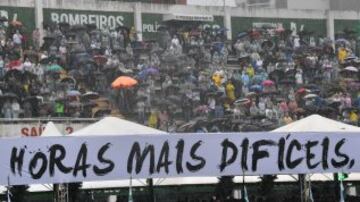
[12,30,22,48]
[0,56,4,78]
[2,100,12,118]
[11,99,21,118]
[148,110,158,128]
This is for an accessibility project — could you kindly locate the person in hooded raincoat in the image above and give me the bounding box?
[337,46,348,64]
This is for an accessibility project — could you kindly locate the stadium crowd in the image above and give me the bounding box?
[0,19,359,133]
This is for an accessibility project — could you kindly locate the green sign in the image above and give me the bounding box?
[142,13,162,40]
[334,19,360,35]
[141,14,224,40]
[231,17,327,38]
[0,6,35,36]
[43,8,134,30]
[203,16,224,30]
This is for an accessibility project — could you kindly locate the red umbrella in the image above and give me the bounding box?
[7,60,23,70]
[111,76,138,89]
[297,88,306,94]
[262,80,275,87]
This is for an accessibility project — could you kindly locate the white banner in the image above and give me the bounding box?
[1,132,359,185]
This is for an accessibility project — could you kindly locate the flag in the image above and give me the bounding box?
[7,187,12,202]
[309,188,314,202]
[128,177,133,202]
[339,181,345,202]
[309,181,314,202]
[242,185,249,202]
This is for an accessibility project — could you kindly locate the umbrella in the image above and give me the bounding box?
[67,90,81,97]
[344,66,358,72]
[262,80,275,87]
[23,96,42,104]
[1,92,18,100]
[0,16,8,22]
[345,56,357,61]
[68,101,82,108]
[246,92,257,98]
[234,98,250,105]
[93,55,108,65]
[43,36,55,42]
[237,32,248,38]
[47,64,63,72]
[4,69,22,80]
[249,85,263,92]
[86,23,97,31]
[82,101,98,108]
[335,38,349,44]
[304,94,318,99]
[111,76,138,89]
[81,92,100,100]
[7,60,23,70]
[93,109,112,118]
[262,40,274,49]
[71,24,86,31]
[297,87,307,94]
[40,57,51,65]
[60,76,76,84]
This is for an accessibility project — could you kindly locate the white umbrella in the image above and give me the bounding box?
[304,94,318,99]
[344,66,358,72]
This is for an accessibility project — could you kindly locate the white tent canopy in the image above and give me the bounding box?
[273,114,360,132]
[41,121,64,137]
[71,117,166,136]
[273,114,360,181]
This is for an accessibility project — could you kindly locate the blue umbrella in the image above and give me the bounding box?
[237,32,248,38]
[137,67,159,79]
[67,90,81,97]
[249,84,263,92]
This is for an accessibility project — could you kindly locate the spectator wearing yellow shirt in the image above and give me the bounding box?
[338,47,348,64]
[349,111,359,125]
[148,110,158,128]
[245,65,255,78]
[225,80,236,102]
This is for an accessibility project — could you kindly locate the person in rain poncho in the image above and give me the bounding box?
[337,46,348,64]
[212,72,223,88]
[148,110,158,128]
[225,80,236,102]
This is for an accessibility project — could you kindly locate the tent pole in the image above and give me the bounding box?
[147,178,155,202]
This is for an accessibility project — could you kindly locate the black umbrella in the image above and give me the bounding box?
[93,109,111,118]
[86,23,97,31]
[4,69,22,80]
[0,16,8,22]
[262,40,274,49]
[71,24,86,31]
[1,92,19,100]
[39,57,52,65]
[157,25,167,31]
[58,22,70,27]
[82,101,98,108]
[43,36,55,42]
[116,25,130,31]
[23,96,41,105]
[81,92,100,100]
